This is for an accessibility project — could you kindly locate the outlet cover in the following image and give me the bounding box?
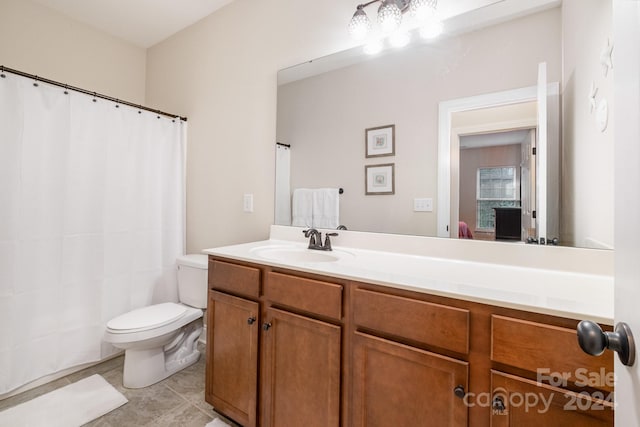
[414,198,433,212]
[243,194,254,213]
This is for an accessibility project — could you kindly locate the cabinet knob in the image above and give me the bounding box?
[247,316,256,325]
[263,322,272,331]
[577,320,636,366]
[492,396,506,412]
[453,385,465,399]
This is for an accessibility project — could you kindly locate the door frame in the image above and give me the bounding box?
[437,84,559,238]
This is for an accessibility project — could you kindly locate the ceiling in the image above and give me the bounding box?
[460,129,531,149]
[30,0,236,48]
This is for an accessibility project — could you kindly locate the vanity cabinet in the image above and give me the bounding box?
[351,286,470,426]
[205,256,613,427]
[206,290,259,427]
[206,259,344,427]
[206,260,262,427]
[261,271,343,427]
[261,307,341,427]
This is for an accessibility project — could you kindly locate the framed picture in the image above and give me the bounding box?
[365,163,395,195]
[365,125,395,158]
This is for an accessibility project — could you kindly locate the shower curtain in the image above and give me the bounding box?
[0,73,186,394]
[275,144,291,226]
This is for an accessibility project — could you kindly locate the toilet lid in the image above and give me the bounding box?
[107,303,187,332]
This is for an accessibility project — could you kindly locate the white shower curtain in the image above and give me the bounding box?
[274,144,291,226]
[0,73,186,394]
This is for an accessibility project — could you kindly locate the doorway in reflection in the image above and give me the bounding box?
[457,128,536,242]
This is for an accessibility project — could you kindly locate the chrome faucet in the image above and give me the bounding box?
[303,229,338,251]
[303,228,321,247]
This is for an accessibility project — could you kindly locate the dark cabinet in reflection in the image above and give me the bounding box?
[493,207,521,240]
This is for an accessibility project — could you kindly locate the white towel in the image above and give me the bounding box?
[312,188,340,229]
[291,188,313,227]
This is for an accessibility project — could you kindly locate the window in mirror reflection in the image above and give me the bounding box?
[476,167,519,232]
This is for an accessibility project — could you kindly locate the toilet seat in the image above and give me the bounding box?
[107,303,187,334]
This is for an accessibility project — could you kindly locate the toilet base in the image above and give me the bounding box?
[122,320,203,388]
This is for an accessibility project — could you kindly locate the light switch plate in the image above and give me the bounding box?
[414,198,433,212]
[243,194,254,213]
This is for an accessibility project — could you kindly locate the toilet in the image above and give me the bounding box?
[104,254,208,388]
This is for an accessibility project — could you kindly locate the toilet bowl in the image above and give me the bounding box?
[103,254,208,388]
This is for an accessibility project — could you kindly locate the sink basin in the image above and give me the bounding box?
[250,246,352,263]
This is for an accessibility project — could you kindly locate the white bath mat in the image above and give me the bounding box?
[0,374,127,427]
[205,418,232,427]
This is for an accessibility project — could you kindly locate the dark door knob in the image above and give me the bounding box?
[247,316,256,325]
[577,320,636,366]
[263,322,272,331]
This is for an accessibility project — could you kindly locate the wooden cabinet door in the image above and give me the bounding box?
[206,290,259,427]
[352,332,469,427]
[490,371,613,427]
[261,307,341,427]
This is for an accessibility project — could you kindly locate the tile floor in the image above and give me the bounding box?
[0,344,240,427]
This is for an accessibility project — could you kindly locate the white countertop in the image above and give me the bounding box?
[203,231,614,324]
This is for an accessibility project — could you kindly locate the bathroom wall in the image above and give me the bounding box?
[0,0,146,104]
[276,9,560,236]
[561,0,614,249]
[145,0,359,252]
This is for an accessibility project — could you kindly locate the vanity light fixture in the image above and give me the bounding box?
[349,0,443,53]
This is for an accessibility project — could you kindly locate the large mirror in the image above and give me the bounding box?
[275,0,614,249]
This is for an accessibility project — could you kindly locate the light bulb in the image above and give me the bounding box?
[348,8,371,41]
[410,0,437,21]
[378,0,402,34]
[363,39,384,55]
[389,31,411,48]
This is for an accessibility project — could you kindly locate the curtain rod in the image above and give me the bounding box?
[276,142,290,147]
[0,65,187,122]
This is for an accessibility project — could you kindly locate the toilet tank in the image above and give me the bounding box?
[176,254,208,309]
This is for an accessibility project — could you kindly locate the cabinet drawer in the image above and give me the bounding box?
[209,259,260,299]
[353,288,469,354]
[491,315,614,392]
[265,272,342,321]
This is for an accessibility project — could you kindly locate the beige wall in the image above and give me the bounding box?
[561,0,614,249]
[459,144,522,239]
[277,9,561,236]
[0,0,146,104]
[145,0,356,252]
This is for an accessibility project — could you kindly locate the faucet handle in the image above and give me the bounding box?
[324,233,338,250]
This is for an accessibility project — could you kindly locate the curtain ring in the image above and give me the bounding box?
[64,84,68,95]
[33,76,39,87]
[92,92,97,102]
[115,99,119,108]
[0,66,5,78]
